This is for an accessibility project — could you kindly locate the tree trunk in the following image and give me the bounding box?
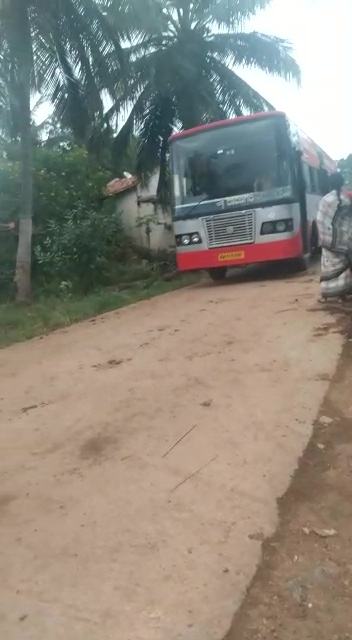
[3,0,34,301]
[15,72,33,301]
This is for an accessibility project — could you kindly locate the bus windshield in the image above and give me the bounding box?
[170,117,294,216]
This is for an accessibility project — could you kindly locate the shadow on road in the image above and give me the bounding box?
[194,256,320,289]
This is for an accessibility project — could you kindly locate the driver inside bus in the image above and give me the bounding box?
[254,175,273,192]
[186,152,209,197]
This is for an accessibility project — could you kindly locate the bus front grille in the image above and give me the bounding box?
[203,211,255,248]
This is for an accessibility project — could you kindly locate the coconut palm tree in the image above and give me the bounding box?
[111,0,301,201]
[0,0,125,301]
[0,89,57,152]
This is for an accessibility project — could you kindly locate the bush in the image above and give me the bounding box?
[0,156,21,297]
[0,144,176,298]
[34,203,129,292]
[0,231,17,299]
[0,145,121,295]
[31,146,110,228]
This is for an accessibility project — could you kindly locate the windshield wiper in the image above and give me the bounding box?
[177,196,211,220]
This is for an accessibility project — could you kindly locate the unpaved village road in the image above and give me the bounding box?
[0,268,344,640]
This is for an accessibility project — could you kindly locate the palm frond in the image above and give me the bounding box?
[111,86,153,165]
[136,93,176,204]
[209,56,274,114]
[18,0,129,146]
[107,0,169,41]
[211,31,301,84]
[189,0,272,28]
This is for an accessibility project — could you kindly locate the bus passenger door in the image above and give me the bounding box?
[294,150,309,254]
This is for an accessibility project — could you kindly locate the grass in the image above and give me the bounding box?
[0,273,200,349]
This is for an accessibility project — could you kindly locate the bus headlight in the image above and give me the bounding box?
[261,222,275,235]
[261,219,293,235]
[275,221,287,233]
[176,233,202,246]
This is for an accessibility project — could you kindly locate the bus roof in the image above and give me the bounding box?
[168,110,336,173]
[168,111,284,142]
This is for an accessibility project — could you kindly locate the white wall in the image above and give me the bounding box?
[115,189,143,244]
[114,173,175,252]
[138,172,160,200]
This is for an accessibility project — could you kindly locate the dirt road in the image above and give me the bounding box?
[227,310,352,640]
[0,268,343,640]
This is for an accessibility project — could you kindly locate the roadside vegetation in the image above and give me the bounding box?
[0,141,200,346]
[0,272,199,348]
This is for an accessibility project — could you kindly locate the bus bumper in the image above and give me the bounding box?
[177,233,303,271]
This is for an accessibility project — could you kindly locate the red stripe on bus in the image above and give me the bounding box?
[176,234,303,271]
[169,111,285,141]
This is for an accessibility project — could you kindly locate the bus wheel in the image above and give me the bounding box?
[291,255,310,272]
[208,267,227,282]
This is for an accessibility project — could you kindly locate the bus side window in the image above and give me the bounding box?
[318,168,329,195]
[303,163,322,195]
[303,163,311,192]
[291,163,299,192]
[308,166,319,194]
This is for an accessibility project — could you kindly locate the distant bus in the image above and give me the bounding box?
[168,111,336,280]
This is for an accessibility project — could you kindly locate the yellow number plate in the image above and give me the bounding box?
[217,251,245,262]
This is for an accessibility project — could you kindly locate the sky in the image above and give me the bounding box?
[241,0,351,159]
[35,0,351,161]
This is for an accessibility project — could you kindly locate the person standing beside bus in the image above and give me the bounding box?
[317,172,352,303]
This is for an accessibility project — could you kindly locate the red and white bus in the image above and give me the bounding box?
[169,111,336,280]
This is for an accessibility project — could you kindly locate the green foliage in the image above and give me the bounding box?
[0,272,200,349]
[31,146,110,227]
[338,155,352,189]
[0,145,123,295]
[35,204,128,292]
[0,141,181,302]
[0,154,20,216]
[0,229,16,298]
[0,0,125,146]
[0,155,20,296]
[0,144,111,222]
